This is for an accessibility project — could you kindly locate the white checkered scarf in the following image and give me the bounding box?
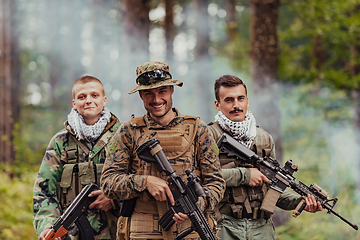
[67,106,111,149]
[215,110,257,148]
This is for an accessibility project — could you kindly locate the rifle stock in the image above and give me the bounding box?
[217,132,358,231]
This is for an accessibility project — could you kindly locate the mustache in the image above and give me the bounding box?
[230,108,243,114]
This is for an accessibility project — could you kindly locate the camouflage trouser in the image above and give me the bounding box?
[216,214,275,240]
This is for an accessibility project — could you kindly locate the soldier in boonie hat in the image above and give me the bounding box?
[101,61,225,240]
[128,61,183,94]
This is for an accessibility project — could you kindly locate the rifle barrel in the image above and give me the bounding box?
[325,205,358,230]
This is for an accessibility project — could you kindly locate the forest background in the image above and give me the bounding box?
[1,0,360,239]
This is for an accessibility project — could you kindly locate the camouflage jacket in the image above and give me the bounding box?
[33,114,121,240]
[101,108,225,212]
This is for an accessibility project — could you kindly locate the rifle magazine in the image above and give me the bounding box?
[260,188,281,214]
[158,208,176,231]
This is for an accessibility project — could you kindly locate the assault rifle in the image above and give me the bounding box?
[217,132,358,231]
[44,183,99,240]
[135,137,217,240]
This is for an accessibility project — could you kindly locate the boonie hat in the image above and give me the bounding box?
[128,61,183,94]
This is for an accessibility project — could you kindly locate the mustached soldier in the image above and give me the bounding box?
[100,61,225,240]
[33,76,121,240]
[208,75,322,240]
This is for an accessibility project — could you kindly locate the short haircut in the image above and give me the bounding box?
[72,75,104,98]
[214,75,247,101]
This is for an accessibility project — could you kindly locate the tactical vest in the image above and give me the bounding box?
[57,131,112,211]
[128,115,209,239]
[208,121,273,220]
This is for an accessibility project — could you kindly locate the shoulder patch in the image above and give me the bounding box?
[108,141,118,154]
[212,143,219,155]
[111,122,122,131]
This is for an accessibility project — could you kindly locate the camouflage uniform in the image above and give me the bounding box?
[33,114,121,240]
[208,121,302,240]
[100,61,225,240]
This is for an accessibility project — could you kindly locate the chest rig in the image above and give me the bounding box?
[130,115,200,178]
[57,132,111,211]
[208,122,272,220]
[129,115,204,239]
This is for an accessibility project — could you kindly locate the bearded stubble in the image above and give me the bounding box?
[146,97,173,120]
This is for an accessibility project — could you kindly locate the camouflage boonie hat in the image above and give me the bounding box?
[128,61,183,94]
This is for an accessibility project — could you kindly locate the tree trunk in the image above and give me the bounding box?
[119,0,150,119]
[225,0,237,42]
[250,0,282,161]
[0,0,20,164]
[250,0,286,227]
[312,35,327,70]
[194,0,212,122]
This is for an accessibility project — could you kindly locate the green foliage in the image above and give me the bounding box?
[0,164,38,240]
[212,5,251,76]
[276,83,359,239]
[279,0,360,89]
[13,105,65,165]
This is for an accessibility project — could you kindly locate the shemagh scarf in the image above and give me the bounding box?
[67,106,111,149]
[215,110,257,148]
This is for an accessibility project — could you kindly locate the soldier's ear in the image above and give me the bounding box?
[139,91,144,100]
[215,100,220,111]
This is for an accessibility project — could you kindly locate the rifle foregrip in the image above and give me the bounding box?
[175,226,194,240]
[292,198,306,218]
[188,211,217,240]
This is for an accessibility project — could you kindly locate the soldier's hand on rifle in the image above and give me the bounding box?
[173,212,189,224]
[304,194,323,213]
[88,190,113,211]
[39,229,61,240]
[146,175,175,205]
[248,168,270,187]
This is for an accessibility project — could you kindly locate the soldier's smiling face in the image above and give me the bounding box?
[139,85,174,124]
[215,84,249,122]
[72,81,107,125]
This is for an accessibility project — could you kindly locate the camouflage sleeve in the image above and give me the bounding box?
[276,189,302,210]
[196,121,225,211]
[100,121,147,200]
[33,132,64,236]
